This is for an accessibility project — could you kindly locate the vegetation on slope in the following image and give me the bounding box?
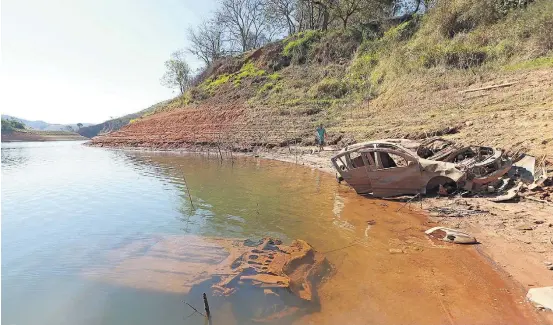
[159,0,552,113]
[1,118,26,133]
[96,0,552,155]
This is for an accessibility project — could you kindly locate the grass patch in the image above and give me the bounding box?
[282,30,323,64]
[233,62,266,87]
[505,56,553,70]
[312,78,349,99]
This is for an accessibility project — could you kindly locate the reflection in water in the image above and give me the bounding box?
[1,146,30,169]
[1,142,355,325]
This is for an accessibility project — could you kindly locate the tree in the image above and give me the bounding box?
[266,0,298,35]
[161,50,192,94]
[295,0,331,31]
[77,123,83,130]
[216,0,276,52]
[332,0,365,29]
[187,20,226,66]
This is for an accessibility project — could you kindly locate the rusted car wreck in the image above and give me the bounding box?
[330,138,513,197]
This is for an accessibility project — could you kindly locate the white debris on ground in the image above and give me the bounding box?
[425,226,477,244]
[527,287,553,311]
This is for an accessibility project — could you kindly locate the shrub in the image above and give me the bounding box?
[311,29,363,64]
[189,86,210,100]
[383,18,420,43]
[233,62,266,87]
[282,30,324,64]
[425,0,501,39]
[313,78,349,98]
[418,43,487,69]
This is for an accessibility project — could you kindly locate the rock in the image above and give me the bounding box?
[544,262,553,266]
[534,220,545,224]
[527,287,553,311]
[516,224,534,231]
[389,248,404,254]
[465,121,474,127]
[548,265,553,270]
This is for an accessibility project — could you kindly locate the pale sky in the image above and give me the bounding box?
[0,0,216,124]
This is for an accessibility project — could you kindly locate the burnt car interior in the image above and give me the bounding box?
[335,148,411,172]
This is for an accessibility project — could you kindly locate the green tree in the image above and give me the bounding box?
[77,123,83,129]
[1,119,25,132]
[161,50,192,94]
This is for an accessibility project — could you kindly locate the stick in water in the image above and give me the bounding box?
[203,293,211,320]
[182,174,195,210]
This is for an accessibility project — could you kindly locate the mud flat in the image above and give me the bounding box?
[258,145,553,324]
[1,130,87,142]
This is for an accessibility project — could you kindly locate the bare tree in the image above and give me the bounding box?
[295,0,331,31]
[161,50,192,94]
[187,20,226,66]
[266,0,298,35]
[313,0,331,31]
[216,0,275,52]
[391,0,427,16]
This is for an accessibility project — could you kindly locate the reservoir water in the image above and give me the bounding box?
[1,141,537,325]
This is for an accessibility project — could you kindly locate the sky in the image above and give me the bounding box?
[0,0,216,124]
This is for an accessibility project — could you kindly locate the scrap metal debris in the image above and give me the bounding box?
[425,227,477,244]
[331,138,512,198]
[85,235,331,323]
[330,137,552,205]
[428,206,488,218]
[209,237,331,322]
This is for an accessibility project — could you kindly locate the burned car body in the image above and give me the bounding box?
[330,138,512,197]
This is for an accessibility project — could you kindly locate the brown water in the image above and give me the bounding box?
[2,142,539,324]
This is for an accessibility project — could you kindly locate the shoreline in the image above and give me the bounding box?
[88,141,553,319]
[2,131,88,142]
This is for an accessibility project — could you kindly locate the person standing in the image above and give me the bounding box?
[316,124,326,151]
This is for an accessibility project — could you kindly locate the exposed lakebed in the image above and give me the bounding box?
[1,141,539,324]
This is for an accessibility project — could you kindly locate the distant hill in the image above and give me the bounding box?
[77,100,170,138]
[1,115,92,132]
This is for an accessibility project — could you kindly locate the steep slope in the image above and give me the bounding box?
[92,0,553,156]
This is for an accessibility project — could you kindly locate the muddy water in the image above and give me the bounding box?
[1,142,539,325]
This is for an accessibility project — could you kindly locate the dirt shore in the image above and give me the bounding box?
[2,130,87,142]
[257,145,553,321]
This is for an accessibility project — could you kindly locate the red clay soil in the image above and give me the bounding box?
[90,100,318,151]
[91,105,247,149]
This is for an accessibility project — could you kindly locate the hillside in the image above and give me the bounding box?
[91,0,553,157]
[77,100,170,138]
[1,115,92,132]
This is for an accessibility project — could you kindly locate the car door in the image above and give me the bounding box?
[333,151,374,194]
[361,148,424,197]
